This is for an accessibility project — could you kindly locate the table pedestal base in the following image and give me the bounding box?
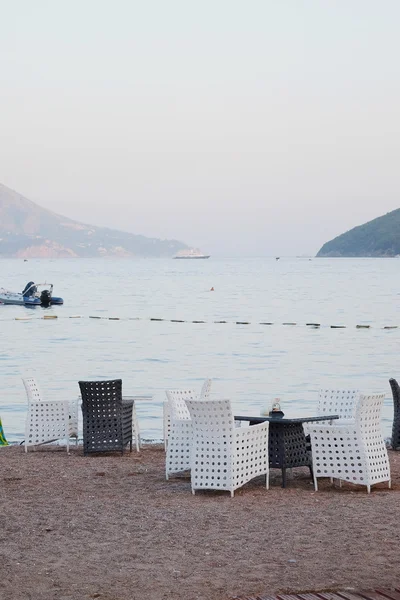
[246,420,312,487]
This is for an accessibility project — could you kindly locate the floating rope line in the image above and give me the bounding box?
[1,313,398,329]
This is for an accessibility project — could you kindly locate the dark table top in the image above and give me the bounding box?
[234,414,339,425]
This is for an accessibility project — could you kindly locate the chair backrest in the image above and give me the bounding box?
[389,378,400,409]
[165,389,196,420]
[79,379,130,455]
[166,379,212,419]
[199,378,212,399]
[79,379,123,415]
[389,378,400,449]
[355,392,386,434]
[317,389,360,420]
[185,399,235,436]
[23,377,43,403]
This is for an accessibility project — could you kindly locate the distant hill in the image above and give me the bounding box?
[0,183,188,258]
[316,208,400,257]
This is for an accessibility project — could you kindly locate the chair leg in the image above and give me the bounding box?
[192,488,195,495]
[133,415,141,452]
[265,473,269,490]
[367,485,371,494]
[313,472,318,491]
[388,479,392,489]
[230,490,234,498]
[281,468,287,488]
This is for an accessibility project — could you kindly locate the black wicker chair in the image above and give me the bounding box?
[389,378,400,450]
[79,379,133,456]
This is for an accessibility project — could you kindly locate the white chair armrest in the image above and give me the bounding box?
[235,420,269,437]
[330,418,355,426]
[30,399,69,407]
[171,417,192,424]
[123,395,153,402]
[309,422,357,436]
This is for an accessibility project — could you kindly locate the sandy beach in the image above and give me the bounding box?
[1,444,399,600]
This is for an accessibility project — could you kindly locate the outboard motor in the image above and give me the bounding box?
[22,281,37,297]
[40,289,52,307]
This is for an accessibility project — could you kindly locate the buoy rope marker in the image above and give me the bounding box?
[6,313,400,330]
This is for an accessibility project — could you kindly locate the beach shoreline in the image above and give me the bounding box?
[1,444,399,600]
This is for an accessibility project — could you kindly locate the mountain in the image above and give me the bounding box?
[316,208,400,257]
[0,183,188,258]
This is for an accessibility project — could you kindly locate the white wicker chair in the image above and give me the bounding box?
[163,379,212,451]
[23,378,79,442]
[186,399,269,497]
[23,377,72,452]
[309,392,391,493]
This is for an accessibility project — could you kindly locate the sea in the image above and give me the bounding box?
[1,256,399,444]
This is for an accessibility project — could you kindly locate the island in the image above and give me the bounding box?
[316,208,400,257]
[0,183,188,258]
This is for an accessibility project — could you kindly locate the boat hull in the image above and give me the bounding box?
[0,291,63,306]
[174,256,210,259]
[0,292,41,306]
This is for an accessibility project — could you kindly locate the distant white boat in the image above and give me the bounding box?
[174,248,210,259]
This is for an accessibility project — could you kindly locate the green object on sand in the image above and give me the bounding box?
[0,418,9,446]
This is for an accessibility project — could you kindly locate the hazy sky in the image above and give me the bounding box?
[1,1,399,256]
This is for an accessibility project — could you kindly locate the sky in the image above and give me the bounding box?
[1,0,399,256]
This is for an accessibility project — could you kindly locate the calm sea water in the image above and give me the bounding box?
[1,256,399,443]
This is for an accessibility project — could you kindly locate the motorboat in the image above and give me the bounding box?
[174,248,210,259]
[0,282,64,306]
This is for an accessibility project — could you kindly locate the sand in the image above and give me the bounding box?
[1,444,399,600]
